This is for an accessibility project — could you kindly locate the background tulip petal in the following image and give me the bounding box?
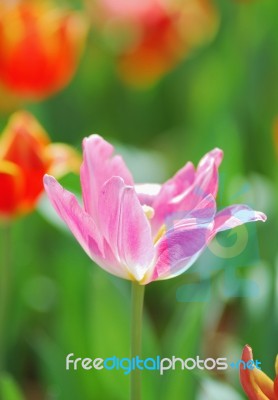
[0,112,51,213]
[46,143,81,177]
[274,376,278,398]
[89,0,218,86]
[240,345,276,400]
[0,2,88,99]
[274,356,278,397]
[80,135,134,220]
[0,161,23,217]
[0,111,82,219]
[252,368,276,400]
[0,111,50,159]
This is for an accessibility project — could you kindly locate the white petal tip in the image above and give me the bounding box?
[257,212,267,222]
[43,174,54,186]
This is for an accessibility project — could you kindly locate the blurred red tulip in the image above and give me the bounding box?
[87,0,218,86]
[0,0,88,100]
[240,345,278,400]
[0,111,81,220]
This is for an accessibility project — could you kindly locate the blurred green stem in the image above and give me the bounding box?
[130,282,145,400]
[0,223,12,372]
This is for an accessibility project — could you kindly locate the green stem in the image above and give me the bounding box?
[0,223,11,372]
[130,281,145,400]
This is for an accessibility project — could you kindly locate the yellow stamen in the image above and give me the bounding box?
[154,224,166,245]
[142,205,154,220]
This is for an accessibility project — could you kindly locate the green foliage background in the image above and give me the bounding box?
[1,0,278,399]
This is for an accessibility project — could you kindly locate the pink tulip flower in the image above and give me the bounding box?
[43,135,266,284]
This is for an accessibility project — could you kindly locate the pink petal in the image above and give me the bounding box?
[80,135,134,220]
[151,149,223,234]
[144,195,217,283]
[183,148,223,209]
[151,161,195,232]
[146,222,213,283]
[194,148,223,197]
[99,177,155,281]
[43,175,128,279]
[211,205,267,238]
[98,176,127,259]
[197,148,223,174]
[43,175,103,261]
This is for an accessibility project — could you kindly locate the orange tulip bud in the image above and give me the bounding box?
[240,345,277,400]
[0,0,88,100]
[0,111,81,219]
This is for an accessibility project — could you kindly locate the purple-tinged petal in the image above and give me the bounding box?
[80,134,134,220]
[144,195,217,283]
[99,176,155,281]
[169,194,217,226]
[210,205,267,238]
[151,191,216,238]
[144,221,213,283]
[151,150,223,234]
